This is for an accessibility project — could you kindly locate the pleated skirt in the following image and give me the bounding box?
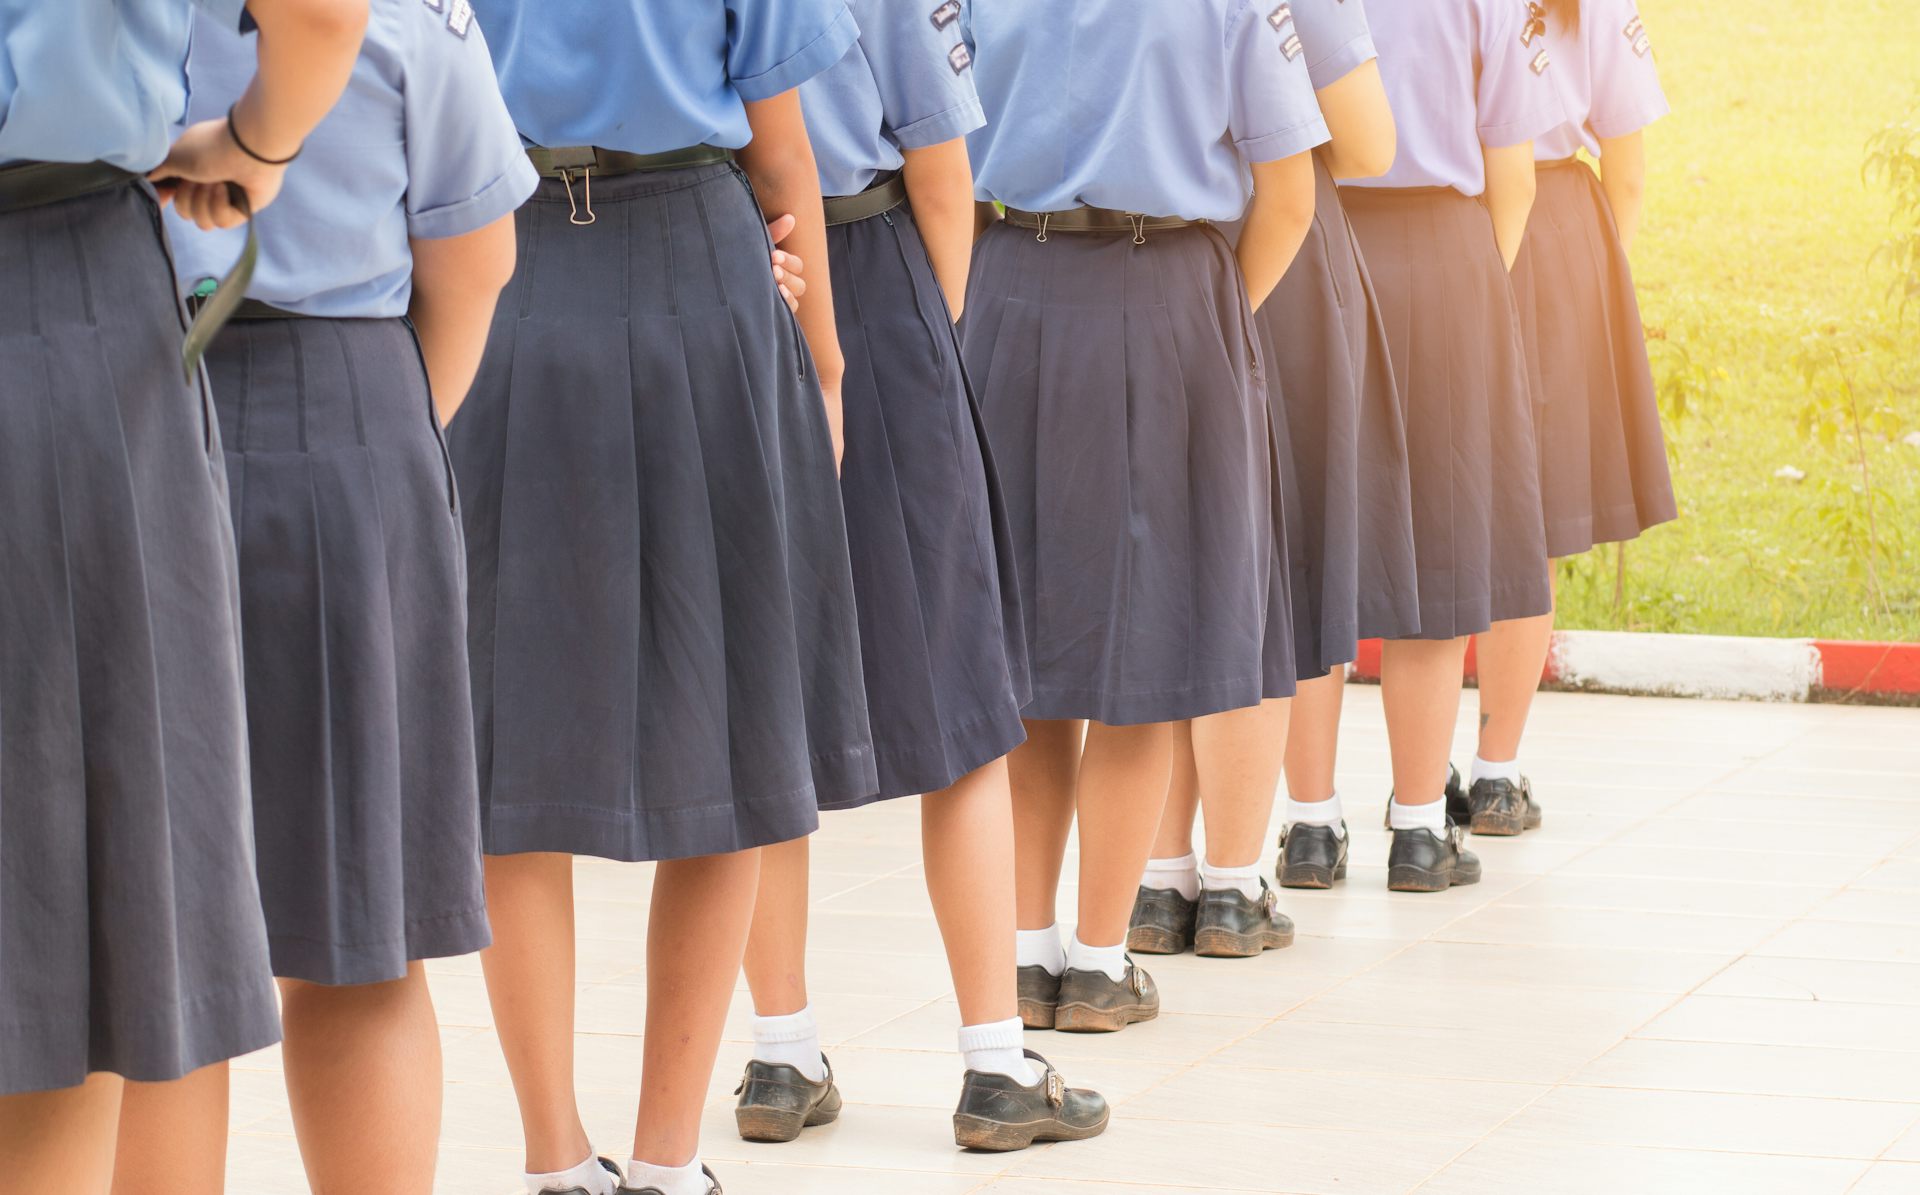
[826,205,1028,805]
[447,163,877,861]
[1340,186,1553,639]
[1256,155,1421,683]
[1513,158,1677,558]
[207,316,488,984]
[961,221,1290,724]
[0,182,280,1094]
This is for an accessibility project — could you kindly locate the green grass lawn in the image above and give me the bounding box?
[1553,1,1920,639]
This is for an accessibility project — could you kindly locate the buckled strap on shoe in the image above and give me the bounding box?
[1002,205,1203,243]
[823,170,909,227]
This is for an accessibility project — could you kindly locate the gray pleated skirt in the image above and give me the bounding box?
[207,316,488,985]
[1254,155,1421,683]
[447,162,877,861]
[1340,186,1553,639]
[961,220,1290,724]
[0,182,280,1094]
[1513,158,1677,559]
[825,205,1028,806]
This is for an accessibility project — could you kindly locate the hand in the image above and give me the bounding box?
[819,377,845,474]
[767,213,807,313]
[149,118,288,229]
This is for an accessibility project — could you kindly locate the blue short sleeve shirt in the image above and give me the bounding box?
[1535,0,1668,160]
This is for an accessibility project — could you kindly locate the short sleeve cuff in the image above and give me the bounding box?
[196,0,249,33]
[407,155,538,240]
[1590,94,1670,140]
[1479,99,1566,149]
[1236,113,1332,163]
[893,96,987,151]
[1307,33,1376,91]
[733,5,861,102]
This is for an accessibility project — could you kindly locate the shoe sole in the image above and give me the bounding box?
[1053,1000,1159,1033]
[1278,860,1347,890]
[1018,996,1057,1031]
[735,1095,841,1143]
[1470,810,1526,836]
[1387,864,1484,893]
[953,1104,1112,1152]
[1193,924,1295,958]
[1125,924,1191,955]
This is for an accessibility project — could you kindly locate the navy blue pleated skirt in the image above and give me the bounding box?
[0,182,280,1094]
[208,316,488,984]
[961,220,1291,724]
[1513,158,1677,558]
[1340,186,1553,639]
[825,205,1028,805]
[447,162,877,861]
[1255,155,1420,683]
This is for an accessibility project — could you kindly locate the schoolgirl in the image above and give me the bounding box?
[447,2,875,1192]
[1133,0,1419,945]
[1336,0,1565,891]
[730,0,1106,1152]
[0,0,364,1189]
[160,2,535,1188]
[959,0,1327,1030]
[1466,0,1675,835]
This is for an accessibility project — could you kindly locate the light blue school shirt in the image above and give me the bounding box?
[0,0,245,170]
[801,0,985,198]
[1280,0,1378,92]
[1534,0,1668,161]
[1346,0,1567,196]
[472,0,858,154]
[166,0,537,319]
[960,0,1330,222]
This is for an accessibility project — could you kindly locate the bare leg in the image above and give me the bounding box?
[630,849,763,1168]
[1073,721,1175,946]
[1190,699,1292,869]
[278,965,442,1194]
[479,851,591,1174]
[1282,667,1346,804]
[1148,722,1201,862]
[0,1073,123,1193]
[1381,638,1471,805]
[111,1062,228,1195]
[1473,571,1557,764]
[1007,719,1082,932]
[741,837,811,1018]
[921,757,1019,1026]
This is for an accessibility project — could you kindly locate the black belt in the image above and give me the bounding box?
[0,160,138,213]
[824,171,908,227]
[525,144,734,180]
[1001,205,1203,244]
[186,293,302,322]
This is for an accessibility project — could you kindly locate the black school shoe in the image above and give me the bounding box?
[1445,764,1470,827]
[953,1049,1111,1151]
[1054,957,1159,1033]
[1127,885,1198,954]
[1385,811,1483,893]
[545,1158,626,1195]
[1193,878,1295,958]
[1018,964,1062,1030]
[1277,821,1350,889]
[1468,775,1544,836]
[617,1165,722,1195]
[734,1055,842,1143]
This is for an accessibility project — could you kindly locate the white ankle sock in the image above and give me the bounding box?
[1141,852,1200,900]
[1389,798,1446,833]
[958,1016,1041,1084]
[1066,935,1127,982]
[750,1005,826,1082]
[526,1153,619,1195]
[1016,925,1066,975]
[623,1157,707,1195]
[1472,755,1521,785]
[1286,792,1345,831]
[1198,860,1264,900]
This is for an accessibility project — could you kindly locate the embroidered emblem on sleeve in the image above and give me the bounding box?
[1521,2,1547,46]
[931,1,961,30]
[1282,33,1304,60]
[422,0,471,37]
[1624,14,1652,57]
[948,43,973,74]
[1530,48,1551,74]
[1268,3,1293,31]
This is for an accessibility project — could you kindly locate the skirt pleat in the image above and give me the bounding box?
[0,183,279,1094]
[209,317,488,985]
[1514,159,1677,558]
[1340,186,1553,639]
[449,164,876,861]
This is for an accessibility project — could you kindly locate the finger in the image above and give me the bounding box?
[208,187,245,230]
[779,285,799,313]
[177,184,208,229]
[785,273,808,301]
[767,213,797,244]
[151,179,180,208]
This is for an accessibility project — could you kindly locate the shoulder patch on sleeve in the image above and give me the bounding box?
[1282,33,1304,60]
[1267,3,1293,31]
[931,1,961,30]
[421,0,471,37]
[422,0,442,9]
[1521,2,1547,46]
[1530,48,1551,75]
[948,42,973,74]
[1624,14,1652,57]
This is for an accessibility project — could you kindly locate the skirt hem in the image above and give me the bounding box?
[267,905,493,987]
[822,699,1027,808]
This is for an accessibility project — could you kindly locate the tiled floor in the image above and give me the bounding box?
[226,688,1920,1194]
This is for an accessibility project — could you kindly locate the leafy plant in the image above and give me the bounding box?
[1863,104,1920,320]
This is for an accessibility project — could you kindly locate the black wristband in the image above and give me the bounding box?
[226,107,301,167]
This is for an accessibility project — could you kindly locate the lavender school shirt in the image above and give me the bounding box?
[1534,0,1669,160]
[1345,0,1568,196]
[960,0,1329,222]
[1282,0,1378,92]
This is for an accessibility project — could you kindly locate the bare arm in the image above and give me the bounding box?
[1596,130,1647,254]
[736,90,846,465]
[900,138,977,321]
[1237,153,1317,313]
[408,213,518,425]
[153,0,369,228]
[1315,60,1397,181]
[1481,140,1538,271]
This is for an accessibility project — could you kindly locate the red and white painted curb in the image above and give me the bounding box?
[1350,632,1920,704]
